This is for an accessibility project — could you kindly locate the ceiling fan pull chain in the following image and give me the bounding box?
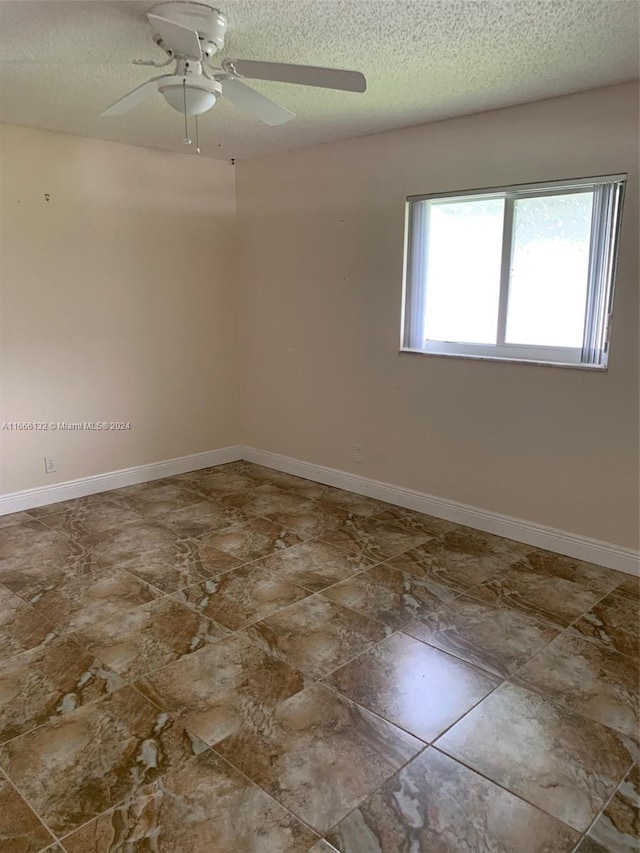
[182,79,191,145]
[195,114,201,154]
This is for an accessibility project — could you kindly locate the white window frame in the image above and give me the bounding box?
[401,175,626,369]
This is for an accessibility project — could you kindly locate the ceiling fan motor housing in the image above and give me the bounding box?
[149,2,227,58]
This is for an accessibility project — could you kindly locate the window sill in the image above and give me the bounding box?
[399,347,608,371]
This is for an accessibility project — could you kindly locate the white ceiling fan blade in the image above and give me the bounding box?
[147,13,202,61]
[99,76,166,117]
[221,78,294,126]
[222,59,366,93]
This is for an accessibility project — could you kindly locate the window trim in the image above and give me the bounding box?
[400,174,626,370]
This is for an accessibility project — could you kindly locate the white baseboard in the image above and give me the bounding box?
[2,442,637,577]
[243,446,640,577]
[0,446,242,515]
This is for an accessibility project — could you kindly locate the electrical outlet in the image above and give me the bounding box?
[44,456,57,474]
[353,444,363,464]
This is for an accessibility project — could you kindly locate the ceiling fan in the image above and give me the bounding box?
[101,1,367,140]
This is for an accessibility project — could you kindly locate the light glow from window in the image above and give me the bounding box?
[423,198,504,345]
[403,176,624,368]
[506,192,593,347]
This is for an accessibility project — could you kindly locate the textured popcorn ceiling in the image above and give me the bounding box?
[0,0,638,160]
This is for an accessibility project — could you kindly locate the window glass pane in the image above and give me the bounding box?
[423,198,504,345]
[506,192,593,347]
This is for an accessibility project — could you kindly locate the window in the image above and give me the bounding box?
[401,175,625,368]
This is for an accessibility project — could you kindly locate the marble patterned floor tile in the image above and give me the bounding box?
[0,544,106,604]
[0,634,124,744]
[261,504,349,541]
[322,564,458,629]
[437,681,637,832]
[469,563,610,628]
[615,574,640,600]
[33,500,146,543]
[0,771,56,852]
[245,595,390,679]
[234,464,311,490]
[325,748,580,853]
[0,586,61,661]
[280,480,342,502]
[515,630,639,738]
[311,500,360,522]
[72,597,231,680]
[26,492,125,520]
[112,480,204,519]
[325,633,499,741]
[213,682,423,834]
[6,468,636,850]
[373,507,457,537]
[257,540,378,592]
[213,461,254,474]
[573,838,609,852]
[0,521,79,577]
[24,565,160,634]
[176,467,258,498]
[436,526,534,560]
[0,518,67,557]
[136,633,305,746]
[308,842,339,853]
[586,763,639,853]
[196,517,302,562]
[404,594,561,677]
[0,511,34,529]
[386,539,523,593]
[60,747,318,852]
[172,564,309,630]
[573,588,640,659]
[518,549,627,596]
[315,489,388,517]
[89,520,184,565]
[321,517,430,562]
[220,484,317,518]
[151,499,249,540]
[0,686,199,837]
[114,547,241,596]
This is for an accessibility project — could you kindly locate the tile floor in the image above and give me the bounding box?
[0,461,638,852]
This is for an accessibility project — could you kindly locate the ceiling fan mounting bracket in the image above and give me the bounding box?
[148,2,227,59]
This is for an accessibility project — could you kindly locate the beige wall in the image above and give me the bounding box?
[236,82,640,550]
[0,124,238,493]
[2,85,638,549]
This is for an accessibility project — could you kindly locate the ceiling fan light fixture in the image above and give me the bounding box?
[160,83,217,115]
